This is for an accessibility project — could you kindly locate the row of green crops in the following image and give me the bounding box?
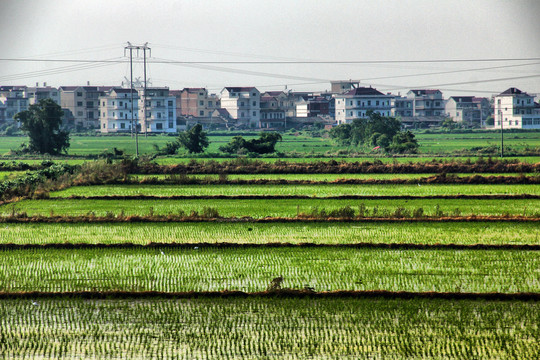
[129,172,537,181]
[49,183,540,198]
[0,247,538,293]
[1,297,538,359]
[4,198,538,217]
[0,221,538,246]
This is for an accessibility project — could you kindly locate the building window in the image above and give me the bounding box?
[240,101,245,106]
[199,110,204,116]
[168,100,173,107]
[252,93,256,96]
[77,101,83,106]
[376,101,379,106]
[102,123,105,128]
[253,111,256,116]
[157,113,162,119]
[252,101,256,106]
[199,100,204,106]
[77,92,83,97]
[168,122,173,128]
[120,123,125,129]
[77,111,83,116]
[367,101,371,106]
[88,111,94,119]
[156,123,163,130]
[208,101,212,106]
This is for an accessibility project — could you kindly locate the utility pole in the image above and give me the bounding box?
[143,44,149,138]
[499,110,504,158]
[124,42,150,155]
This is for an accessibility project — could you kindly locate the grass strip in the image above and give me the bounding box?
[3,198,539,218]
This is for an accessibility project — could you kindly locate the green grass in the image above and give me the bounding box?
[49,183,540,198]
[1,131,538,157]
[4,198,538,217]
[0,247,537,293]
[415,131,540,153]
[1,297,538,359]
[0,221,537,245]
[0,171,24,181]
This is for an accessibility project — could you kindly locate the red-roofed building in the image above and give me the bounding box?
[493,88,540,129]
[334,86,393,124]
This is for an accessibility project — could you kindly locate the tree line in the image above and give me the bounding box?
[12,100,417,156]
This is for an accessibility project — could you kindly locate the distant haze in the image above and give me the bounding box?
[1,0,539,97]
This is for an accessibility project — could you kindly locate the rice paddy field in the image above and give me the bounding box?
[1,297,538,359]
[1,157,539,358]
[48,183,540,197]
[0,221,537,245]
[4,197,539,217]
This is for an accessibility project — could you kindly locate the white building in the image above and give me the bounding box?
[493,88,540,129]
[26,86,60,105]
[407,89,445,117]
[139,87,177,133]
[219,87,260,128]
[334,87,393,124]
[0,86,28,125]
[99,88,139,133]
[445,96,491,126]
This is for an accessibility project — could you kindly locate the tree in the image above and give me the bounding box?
[177,124,209,153]
[330,111,402,151]
[14,98,69,154]
[389,130,419,153]
[220,132,282,155]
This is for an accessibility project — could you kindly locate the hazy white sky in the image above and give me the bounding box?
[1,0,539,97]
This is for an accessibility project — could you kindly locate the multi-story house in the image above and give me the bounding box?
[26,85,60,105]
[262,91,296,118]
[60,86,112,128]
[0,86,28,125]
[406,89,445,117]
[260,95,286,128]
[445,96,491,126]
[493,88,540,129]
[138,87,177,133]
[392,96,413,118]
[334,87,393,124]
[99,88,139,133]
[219,87,260,128]
[171,88,218,118]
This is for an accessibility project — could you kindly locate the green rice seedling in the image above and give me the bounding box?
[2,221,537,246]
[0,297,538,358]
[0,247,537,293]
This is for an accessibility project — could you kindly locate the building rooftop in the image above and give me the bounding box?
[449,96,475,103]
[409,89,441,96]
[342,87,385,96]
[498,87,529,96]
[224,87,257,93]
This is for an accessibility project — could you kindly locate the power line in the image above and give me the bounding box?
[2,57,540,64]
